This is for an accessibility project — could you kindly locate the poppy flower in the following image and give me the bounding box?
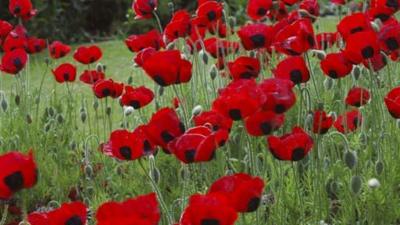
[267,126,314,161]
[334,110,362,133]
[25,37,46,54]
[368,6,396,23]
[168,125,229,163]
[273,56,310,84]
[247,0,273,20]
[245,110,285,136]
[180,193,238,225]
[227,56,260,80]
[362,52,388,72]
[371,0,399,11]
[142,50,192,87]
[79,70,105,84]
[330,0,345,5]
[194,110,233,132]
[345,87,370,107]
[92,79,124,99]
[73,45,102,64]
[0,151,37,199]
[385,86,400,118]
[96,193,160,225]
[208,173,265,213]
[212,79,266,121]
[320,52,353,79]
[204,38,240,59]
[125,29,164,52]
[208,20,232,38]
[312,110,333,134]
[2,26,27,52]
[258,78,296,114]
[120,86,154,109]
[267,1,288,21]
[0,48,28,75]
[49,41,71,59]
[0,20,13,39]
[273,18,315,55]
[134,47,157,67]
[101,127,155,160]
[299,0,320,18]
[344,31,380,64]
[132,0,157,19]
[282,0,301,5]
[237,23,274,50]
[8,0,36,20]
[145,107,185,151]
[164,10,192,43]
[315,32,339,50]
[337,13,372,40]
[378,23,400,53]
[196,1,224,25]
[28,202,87,225]
[52,63,77,83]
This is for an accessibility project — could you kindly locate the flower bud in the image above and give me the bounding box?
[350,175,362,194]
[199,50,208,65]
[344,150,357,169]
[96,63,104,73]
[15,95,20,106]
[127,76,133,85]
[210,66,217,80]
[57,114,64,124]
[106,106,112,116]
[375,160,384,175]
[323,78,334,90]
[93,100,99,110]
[80,111,87,123]
[352,66,361,80]
[1,97,8,112]
[124,106,134,116]
[149,167,160,184]
[367,178,380,189]
[192,105,203,116]
[26,114,32,124]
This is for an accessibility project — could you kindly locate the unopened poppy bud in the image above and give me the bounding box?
[80,111,87,123]
[210,66,217,80]
[57,114,64,124]
[1,98,8,112]
[96,63,104,73]
[396,119,400,129]
[167,42,175,50]
[48,107,55,117]
[124,106,134,116]
[249,51,256,58]
[93,100,99,110]
[84,165,94,178]
[44,123,51,132]
[179,167,187,180]
[26,114,32,124]
[228,16,236,29]
[44,58,50,65]
[225,169,234,175]
[35,96,40,104]
[350,175,362,194]
[305,113,314,128]
[192,105,203,116]
[70,141,77,151]
[367,178,380,189]
[149,167,160,184]
[127,76,133,85]
[106,106,112,116]
[375,160,384,175]
[329,112,337,121]
[168,2,174,12]
[359,133,368,146]
[159,86,164,96]
[352,66,361,80]
[313,50,326,60]
[15,95,20,106]
[344,150,357,169]
[323,78,334,90]
[199,50,208,65]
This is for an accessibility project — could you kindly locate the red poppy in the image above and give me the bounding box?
[2,25,27,52]
[267,126,314,161]
[142,50,192,86]
[337,13,372,40]
[0,20,13,40]
[267,1,288,21]
[204,38,240,59]
[145,107,185,151]
[80,70,105,84]
[312,110,333,134]
[0,151,37,199]
[330,0,345,5]
[25,37,46,54]
[321,52,353,79]
[247,0,273,20]
[134,47,157,67]
[52,63,77,83]
[28,202,87,225]
[334,110,362,133]
[196,1,224,25]
[273,56,310,84]
[282,0,301,5]
[344,31,380,64]
[164,10,192,43]
[73,45,102,64]
[101,127,155,160]
[8,0,36,20]
[96,193,160,225]
[315,32,339,50]
[273,18,315,55]
[378,23,400,54]
[194,110,233,132]
[258,78,296,114]
[227,56,260,80]
[362,52,388,72]
[168,125,228,163]
[368,5,396,23]
[49,41,71,59]
[125,29,164,52]
[299,0,320,18]
[180,193,238,225]
[237,23,274,50]
[208,173,265,213]
[212,79,266,121]
[0,48,28,75]
[245,110,285,136]
[92,79,124,99]
[121,85,154,109]
[132,0,157,19]
[345,87,370,107]
[371,0,399,11]
[173,97,180,109]
[208,20,232,38]
[385,86,400,118]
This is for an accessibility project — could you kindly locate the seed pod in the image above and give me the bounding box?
[192,105,203,116]
[26,114,32,124]
[350,175,362,194]
[344,150,357,169]
[323,78,334,90]
[375,160,384,175]
[1,97,8,112]
[15,95,20,106]
[106,106,112,116]
[80,111,87,123]
[367,178,380,189]
[210,66,217,80]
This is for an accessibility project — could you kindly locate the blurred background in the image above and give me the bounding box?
[0,0,249,43]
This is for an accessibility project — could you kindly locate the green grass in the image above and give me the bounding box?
[1,16,400,225]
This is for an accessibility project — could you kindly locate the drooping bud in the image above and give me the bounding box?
[124,106,134,116]
[375,160,384,175]
[192,105,203,117]
[199,50,209,65]
[323,78,334,90]
[210,66,217,80]
[344,150,357,169]
[350,175,362,194]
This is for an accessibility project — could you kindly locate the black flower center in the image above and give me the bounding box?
[119,146,132,160]
[63,73,70,81]
[385,37,399,51]
[4,171,24,192]
[257,8,267,16]
[328,70,338,79]
[250,34,266,48]
[153,75,166,86]
[275,104,286,114]
[361,46,374,59]
[102,88,111,96]
[207,11,217,21]
[247,197,261,212]
[130,100,140,109]
[65,216,83,225]
[13,58,22,69]
[290,70,303,84]
[201,219,220,225]
[185,149,196,163]
[292,147,305,161]
[228,109,242,120]
[161,131,174,143]
[260,122,272,135]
